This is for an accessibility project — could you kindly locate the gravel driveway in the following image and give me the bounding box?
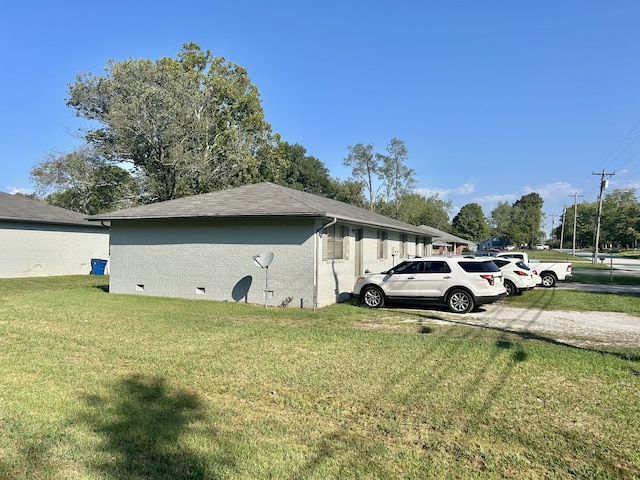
[429,302,640,349]
[405,257,640,349]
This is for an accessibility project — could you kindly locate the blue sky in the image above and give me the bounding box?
[2,1,639,235]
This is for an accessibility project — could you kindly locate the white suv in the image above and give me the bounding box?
[353,256,506,314]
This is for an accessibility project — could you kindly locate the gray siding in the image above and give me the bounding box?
[109,218,317,307]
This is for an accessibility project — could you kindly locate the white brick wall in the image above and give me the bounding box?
[110,218,317,307]
[0,222,110,278]
[108,218,433,308]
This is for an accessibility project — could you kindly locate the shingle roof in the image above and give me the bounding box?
[419,225,472,245]
[89,182,438,237]
[0,192,102,227]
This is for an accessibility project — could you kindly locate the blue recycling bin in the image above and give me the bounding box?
[91,259,108,275]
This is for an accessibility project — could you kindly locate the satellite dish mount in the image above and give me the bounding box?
[253,252,275,307]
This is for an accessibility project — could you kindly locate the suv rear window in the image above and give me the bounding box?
[457,261,500,273]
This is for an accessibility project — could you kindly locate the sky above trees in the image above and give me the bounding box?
[2,1,640,235]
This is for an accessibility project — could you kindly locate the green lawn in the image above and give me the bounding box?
[1,276,639,479]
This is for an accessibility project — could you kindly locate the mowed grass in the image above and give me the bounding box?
[1,276,639,479]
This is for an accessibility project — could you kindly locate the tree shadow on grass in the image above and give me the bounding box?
[80,374,208,479]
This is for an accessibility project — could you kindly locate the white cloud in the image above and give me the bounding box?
[6,187,33,195]
[415,182,475,198]
[474,193,518,205]
[523,181,577,202]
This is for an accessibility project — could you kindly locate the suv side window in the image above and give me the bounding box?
[392,261,421,274]
[424,261,451,273]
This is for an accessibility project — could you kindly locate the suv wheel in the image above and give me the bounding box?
[361,286,385,308]
[504,280,516,297]
[447,289,474,314]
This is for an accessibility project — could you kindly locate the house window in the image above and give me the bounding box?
[323,225,349,260]
[377,230,388,259]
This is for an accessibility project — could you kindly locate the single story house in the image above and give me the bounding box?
[422,226,472,255]
[89,182,442,308]
[0,192,110,278]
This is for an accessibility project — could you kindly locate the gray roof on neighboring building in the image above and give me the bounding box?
[419,225,472,245]
[0,192,103,228]
[89,182,439,237]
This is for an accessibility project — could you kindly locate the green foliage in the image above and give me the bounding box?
[489,194,545,247]
[381,192,452,228]
[377,138,416,219]
[276,141,333,195]
[554,189,640,250]
[556,201,596,249]
[343,143,378,209]
[601,189,640,248]
[30,147,137,214]
[511,192,544,247]
[326,178,367,207]
[489,201,513,243]
[452,203,490,241]
[67,42,274,203]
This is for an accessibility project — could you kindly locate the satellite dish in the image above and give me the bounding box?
[253,252,275,269]
[253,252,275,308]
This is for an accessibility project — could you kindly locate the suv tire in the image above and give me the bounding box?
[361,285,385,308]
[504,280,516,297]
[447,289,474,314]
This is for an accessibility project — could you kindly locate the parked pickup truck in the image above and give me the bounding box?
[494,252,572,287]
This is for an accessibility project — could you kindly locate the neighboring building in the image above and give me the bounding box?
[0,192,110,278]
[89,182,441,308]
[422,226,472,255]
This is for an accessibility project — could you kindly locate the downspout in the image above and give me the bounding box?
[314,217,337,311]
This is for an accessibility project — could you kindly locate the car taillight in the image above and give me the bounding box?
[480,274,495,286]
[515,270,528,276]
[566,264,572,272]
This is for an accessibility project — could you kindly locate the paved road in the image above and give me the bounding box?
[571,252,640,276]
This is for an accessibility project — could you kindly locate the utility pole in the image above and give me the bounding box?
[559,204,567,252]
[569,192,583,257]
[592,170,615,263]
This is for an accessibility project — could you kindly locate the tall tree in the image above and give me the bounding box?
[67,42,273,203]
[30,147,136,214]
[601,189,640,248]
[275,141,333,196]
[327,178,366,207]
[452,203,490,241]
[510,193,544,248]
[376,193,451,228]
[377,138,416,219]
[489,201,514,246]
[343,143,378,210]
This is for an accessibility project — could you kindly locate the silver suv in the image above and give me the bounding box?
[353,256,506,314]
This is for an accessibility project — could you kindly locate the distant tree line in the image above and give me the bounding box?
[552,188,640,251]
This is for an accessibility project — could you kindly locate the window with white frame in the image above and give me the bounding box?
[377,230,388,259]
[400,234,408,258]
[323,224,349,260]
